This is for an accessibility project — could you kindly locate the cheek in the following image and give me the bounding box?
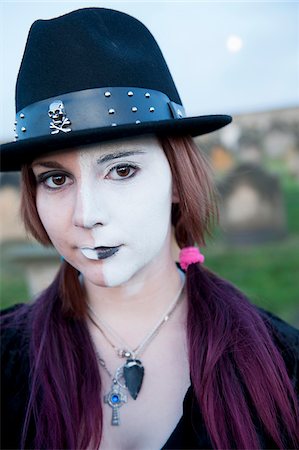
[115,170,172,243]
[36,192,50,232]
[137,190,170,231]
[101,176,172,286]
[35,191,67,243]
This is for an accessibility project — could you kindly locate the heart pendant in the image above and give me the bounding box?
[123,359,144,400]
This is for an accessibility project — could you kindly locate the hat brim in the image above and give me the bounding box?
[0,114,231,171]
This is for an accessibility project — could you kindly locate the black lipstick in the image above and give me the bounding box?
[95,246,120,260]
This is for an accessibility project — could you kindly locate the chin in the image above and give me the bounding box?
[77,252,154,289]
[81,267,127,289]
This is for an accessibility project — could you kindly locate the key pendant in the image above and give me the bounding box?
[104,379,127,425]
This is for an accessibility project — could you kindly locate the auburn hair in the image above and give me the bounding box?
[12,135,299,448]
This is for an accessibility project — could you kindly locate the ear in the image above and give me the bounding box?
[172,179,180,203]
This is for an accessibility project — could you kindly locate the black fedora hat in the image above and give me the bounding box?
[0,7,232,172]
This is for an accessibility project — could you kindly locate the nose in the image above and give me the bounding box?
[72,179,109,229]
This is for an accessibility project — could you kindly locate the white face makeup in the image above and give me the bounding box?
[32,136,173,288]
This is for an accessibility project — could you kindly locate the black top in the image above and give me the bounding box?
[1,304,299,449]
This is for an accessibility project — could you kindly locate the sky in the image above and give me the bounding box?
[0,1,298,143]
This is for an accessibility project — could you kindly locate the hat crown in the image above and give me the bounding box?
[16,7,181,111]
[1,7,232,172]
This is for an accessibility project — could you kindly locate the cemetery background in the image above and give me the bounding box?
[0,106,298,326]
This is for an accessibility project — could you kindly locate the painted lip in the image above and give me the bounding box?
[80,246,121,261]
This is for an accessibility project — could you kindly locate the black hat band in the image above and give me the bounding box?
[14,87,186,141]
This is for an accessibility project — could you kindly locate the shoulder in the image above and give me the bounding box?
[1,304,33,449]
[258,308,299,381]
[247,306,299,389]
[1,302,32,336]
[259,308,299,349]
[1,302,32,392]
[1,303,32,372]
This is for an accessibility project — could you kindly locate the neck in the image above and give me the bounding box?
[83,247,183,332]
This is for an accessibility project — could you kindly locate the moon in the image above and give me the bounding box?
[226,35,243,53]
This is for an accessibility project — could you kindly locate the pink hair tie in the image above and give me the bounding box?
[179,246,205,270]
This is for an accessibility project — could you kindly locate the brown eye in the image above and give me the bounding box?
[43,173,70,189]
[116,166,131,177]
[51,175,66,185]
[37,171,72,190]
[107,163,139,180]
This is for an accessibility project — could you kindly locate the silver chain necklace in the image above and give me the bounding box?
[88,282,185,425]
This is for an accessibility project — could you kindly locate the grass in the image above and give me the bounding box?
[0,258,29,310]
[1,168,298,327]
[0,273,29,310]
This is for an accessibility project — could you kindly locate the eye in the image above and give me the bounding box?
[48,175,66,186]
[36,171,72,190]
[107,163,139,180]
[116,166,131,177]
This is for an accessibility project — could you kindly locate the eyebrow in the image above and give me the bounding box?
[31,161,65,169]
[97,150,146,164]
[31,150,147,169]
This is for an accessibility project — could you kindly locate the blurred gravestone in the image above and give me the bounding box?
[218,163,287,244]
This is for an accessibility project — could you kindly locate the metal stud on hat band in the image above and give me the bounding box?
[14,87,186,141]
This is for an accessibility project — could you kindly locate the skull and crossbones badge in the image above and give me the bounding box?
[48,100,72,134]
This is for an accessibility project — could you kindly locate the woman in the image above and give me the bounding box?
[1,8,298,450]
